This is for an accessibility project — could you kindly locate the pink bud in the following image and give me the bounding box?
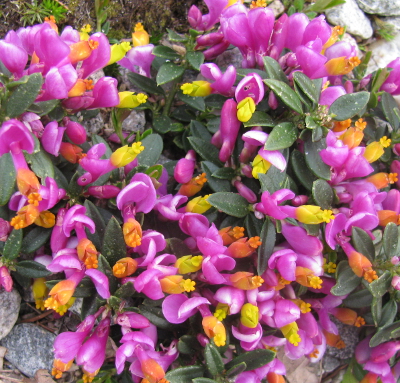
[63,118,87,144]
[292,195,308,206]
[0,266,13,292]
[0,218,11,242]
[392,275,400,290]
[174,150,196,184]
[234,180,257,203]
[87,185,121,199]
[393,144,400,156]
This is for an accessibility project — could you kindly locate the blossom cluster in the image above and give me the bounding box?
[0,2,400,383]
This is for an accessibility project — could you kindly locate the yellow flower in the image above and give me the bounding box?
[237,97,256,122]
[117,91,148,109]
[186,195,212,213]
[295,205,335,224]
[251,154,271,179]
[181,81,212,97]
[110,142,145,167]
[175,255,203,274]
[240,303,259,328]
[108,42,131,65]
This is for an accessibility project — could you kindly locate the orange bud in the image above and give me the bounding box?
[219,226,245,245]
[178,173,207,197]
[360,372,378,383]
[141,358,166,383]
[322,329,345,349]
[340,127,364,149]
[333,119,351,132]
[123,218,142,247]
[77,238,98,269]
[325,56,360,76]
[34,210,56,228]
[227,237,260,258]
[366,173,392,189]
[267,372,285,383]
[229,272,264,290]
[69,41,93,64]
[113,257,138,278]
[347,250,372,278]
[202,316,226,347]
[17,168,40,196]
[60,142,85,164]
[10,204,40,229]
[52,359,73,379]
[295,267,323,289]
[47,280,76,306]
[331,307,357,325]
[378,210,400,227]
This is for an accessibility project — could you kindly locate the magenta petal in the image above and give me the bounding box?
[242,130,268,146]
[47,254,82,272]
[0,119,35,155]
[89,77,120,109]
[258,148,286,171]
[85,269,110,299]
[214,286,245,314]
[274,299,301,328]
[178,296,210,319]
[296,44,328,79]
[281,223,323,256]
[118,44,155,78]
[41,121,66,156]
[79,33,110,79]
[0,41,28,75]
[162,294,189,324]
[285,13,309,52]
[319,86,346,107]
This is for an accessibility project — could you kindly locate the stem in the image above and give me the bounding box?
[162,81,180,117]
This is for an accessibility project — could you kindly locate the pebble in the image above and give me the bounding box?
[356,0,400,16]
[0,289,21,341]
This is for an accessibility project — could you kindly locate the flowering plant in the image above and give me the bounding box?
[1,2,400,383]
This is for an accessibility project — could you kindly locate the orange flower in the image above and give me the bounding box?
[202,316,226,347]
[178,173,207,197]
[77,238,98,269]
[123,218,143,247]
[113,257,138,278]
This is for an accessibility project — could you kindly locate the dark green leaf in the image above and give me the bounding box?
[293,71,319,104]
[211,167,236,180]
[225,349,275,372]
[258,218,276,275]
[153,115,172,134]
[73,277,96,298]
[243,111,275,128]
[225,362,247,379]
[3,228,22,260]
[303,131,331,180]
[178,335,201,355]
[6,73,43,118]
[67,172,83,199]
[237,68,267,79]
[102,217,126,266]
[343,289,373,308]
[245,213,264,239]
[27,99,59,116]
[53,166,68,190]
[371,68,391,94]
[352,227,375,261]
[371,296,382,326]
[264,79,303,114]
[156,63,185,85]
[0,153,16,206]
[139,305,178,330]
[25,149,55,180]
[379,299,397,327]
[290,150,316,191]
[304,223,320,236]
[201,162,231,192]
[21,227,51,253]
[381,92,400,131]
[383,222,398,259]
[312,179,333,209]
[136,134,163,166]
[127,72,164,95]
[16,260,52,278]
[263,57,289,83]
[165,366,205,383]
[331,261,361,296]
[369,320,400,347]
[178,91,206,112]
[186,51,205,70]
[188,137,222,166]
[368,271,392,298]
[153,45,181,60]
[205,343,224,376]
[81,293,102,320]
[167,29,188,42]
[114,281,136,299]
[207,192,249,218]
[258,165,287,194]
[190,120,212,140]
[84,200,106,252]
[305,115,320,130]
[265,122,297,150]
[330,92,370,121]
[193,379,218,383]
[166,238,192,258]
[97,254,118,295]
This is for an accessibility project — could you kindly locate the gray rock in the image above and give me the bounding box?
[82,112,105,136]
[325,0,373,40]
[214,47,243,70]
[381,16,400,32]
[323,355,341,373]
[0,324,56,377]
[0,289,21,341]
[356,0,400,16]
[367,33,400,73]
[267,0,285,17]
[121,110,146,133]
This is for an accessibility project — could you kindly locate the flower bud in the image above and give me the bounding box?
[63,119,87,144]
[117,92,148,108]
[186,195,212,214]
[113,257,138,278]
[110,142,145,167]
[181,81,212,97]
[240,303,259,328]
[132,22,149,47]
[237,97,256,122]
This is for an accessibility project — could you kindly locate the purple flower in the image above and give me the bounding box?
[255,189,295,219]
[0,40,28,77]
[162,294,210,323]
[79,33,110,79]
[200,63,236,97]
[41,121,66,156]
[188,0,228,31]
[118,44,155,78]
[380,58,400,95]
[218,99,241,162]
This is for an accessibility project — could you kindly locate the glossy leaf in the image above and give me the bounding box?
[136,134,163,166]
[188,137,222,166]
[264,79,303,114]
[21,227,51,253]
[0,153,16,206]
[102,217,126,266]
[369,320,400,347]
[379,299,397,327]
[265,122,297,150]
[368,271,392,298]
[16,260,52,278]
[291,150,316,191]
[187,51,205,70]
[3,228,22,260]
[312,179,333,209]
[127,72,165,95]
[153,115,172,134]
[178,91,206,112]
[293,71,319,104]
[243,111,275,128]
[381,92,400,131]
[25,149,55,180]
[371,296,382,326]
[225,349,275,372]
[205,343,224,376]
[263,56,289,83]
[211,167,236,180]
[383,222,398,259]
[257,218,276,276]
[303,131,331,180]
[156,63,185,85]
[167,29,188,42]
[190,120,212,140]
[330,92,370,120]
[165,366,205,383]
[207,192,249,218]
[352,227,375,261]
[343,289,373,308]
[331,261,361,296]
[201,162,231,193]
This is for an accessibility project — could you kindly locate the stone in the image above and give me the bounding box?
[0,289,21,341]
[367,33,400,73]
[82,112,105,136]
[214,47,244,70]
[267,0,285,17]
[0,324,56,378]
[356,0,400,16]
[325,0,373,40]
[381,16,400,32]
[121,110,146,133]
[323,355,341,373]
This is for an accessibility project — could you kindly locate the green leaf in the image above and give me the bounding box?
[263,57,289,83]
[264,79,303,114]
[21,227,52,253]
[6,73,43,118]
[331,261,361,296]
[139,304,178,330]
[97,253,118,295]
[245,213,263,239]
[102,217,126,266]
[153,115,172,134]
[343,289,373,308]
[16,260,52,278]
[309,0,345,12]
[381,92,400,131]
[257,218,276,276]
[25,149,54,180]
[225,362,247,379]
[67,172,83,199]
[303,131,331,180]
[290,150,317,191]
[293,71,319,104]
[188,137,222,166]
[258,165,287,194]
[225,349,275,372]
[205,343,224,376]
[27,99,59,116]
[152,45,181,60]
[193,379,218,383]
[92,134,112,158]
[178,335,201,355]
[136,134,163,166]
[190,120,212,140]
[200,163,231,194]
[114,281,136,299]
[178,91,206,112]
[368,271,392,298]
[84,200,106,252]
[265,122,297,150]
[167,29,188,42]
[3,228,23,260]
[352,227,375,261]
[211,167,236,180]
[371,68,391,94]
[369,320,400,347]
[156,63,185,85]
[186,51,205,70]
[81,294,103,320]
[383,222,398,259]
[312,179,333,209]
[127,72,165,95]
[205,94,228,109]
[243,111,275,128]
[371,296,382,326]
[379,299,397,327]
[0,153,16,206]
[330,92,370,120]
[165,366,205,383]
[208,192,249,218]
